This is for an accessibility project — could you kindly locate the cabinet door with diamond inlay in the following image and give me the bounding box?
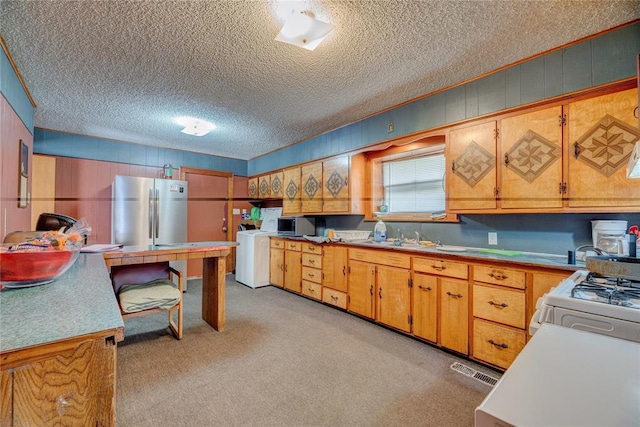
[248,177,258,199]
[283,167,301,215]
[322,156,350,213]
[270,171,284,199]
[448,121,498,211]
[301,162,323,213]
[567,88,640,208]
[258,174,270,199]
[500,106,563,209]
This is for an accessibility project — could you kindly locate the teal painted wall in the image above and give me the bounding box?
[248,22,640,175]
[0,46,35,133]
[34,129,247,175]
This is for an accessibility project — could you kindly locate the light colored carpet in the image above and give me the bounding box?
[116,276,498,426]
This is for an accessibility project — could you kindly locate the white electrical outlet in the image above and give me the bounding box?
[488,232,498,245]
[232,208,240,215]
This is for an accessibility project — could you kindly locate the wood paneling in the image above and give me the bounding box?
[30,155,56,228]
[1,94,33,238]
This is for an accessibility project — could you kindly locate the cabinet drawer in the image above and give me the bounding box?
[412,257,468,279]
[473,284,525,328]
[302,253,322,269]
[474,265,525,289]
[349,248,410,269]
[302,243,321,254]
[472,319,526,370]
[301,266,321,283]
[285,241,301,251]
[322,288,347,309]
[301,280,322,300]
[270,239,285,249]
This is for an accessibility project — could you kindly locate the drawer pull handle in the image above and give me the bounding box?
[379,287,383,299]
[370,285,374,295]
[488,272,507,280]
[308,287,315,293]
[308,272,315,277]
[488,301,508,308]
[418,285,432,291]
[431,264,446,270]
[331,295,338,302]
[488,339,508,349]
[309,259,315,264]
[309,246,316,251]
[342,266,346,276]
[446,291,463,298]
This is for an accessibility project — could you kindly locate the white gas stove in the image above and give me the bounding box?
[530,269,640,342]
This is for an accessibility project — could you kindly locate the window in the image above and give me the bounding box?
[382,148,445,214]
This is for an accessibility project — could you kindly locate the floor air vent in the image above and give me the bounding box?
[450,362,499,387]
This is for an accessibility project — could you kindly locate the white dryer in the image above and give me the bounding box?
[235,208,282,288]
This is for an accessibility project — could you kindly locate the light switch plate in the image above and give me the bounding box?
[488,232,498,245]
[232,208,240,215]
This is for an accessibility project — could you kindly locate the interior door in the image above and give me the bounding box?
[181,168,232,278]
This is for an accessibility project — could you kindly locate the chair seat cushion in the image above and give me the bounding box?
[118,279,181,314]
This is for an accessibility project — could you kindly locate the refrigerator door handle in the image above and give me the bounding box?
[148,188,154,239]
[155,188,160,239]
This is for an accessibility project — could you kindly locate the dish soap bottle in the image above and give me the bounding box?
[374,220,387,243]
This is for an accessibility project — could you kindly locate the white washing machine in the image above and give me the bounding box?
[235,208,282,288]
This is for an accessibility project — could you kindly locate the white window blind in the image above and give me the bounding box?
[382,151,445,213]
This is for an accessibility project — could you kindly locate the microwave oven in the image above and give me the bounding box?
[277,216,315,236]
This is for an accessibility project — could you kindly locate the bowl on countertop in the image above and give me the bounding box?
[0,242,81,289]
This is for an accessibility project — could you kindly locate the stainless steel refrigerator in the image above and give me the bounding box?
[111,175,188,286]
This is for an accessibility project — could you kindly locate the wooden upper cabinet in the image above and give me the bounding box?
[321,156,350,213]
[270,171,284,199]
[448,121,498,211]
[567,88,640,208]
[258,174,270,199]
[500,106,563,209]
[283,167,301,215]
[247,177,258,199]
[301,162,323,213]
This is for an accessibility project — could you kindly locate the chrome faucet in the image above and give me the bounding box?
[574,245,605,256]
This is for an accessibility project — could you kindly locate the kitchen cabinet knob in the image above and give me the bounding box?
[504,153,510,166]
[370,285,374,295]
[446,291,463,298]
[379,287,382,299]
[488,339,508,349]
[573,141,581,158]
[488,301,508,308]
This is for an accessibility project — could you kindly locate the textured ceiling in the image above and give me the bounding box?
[1,1,639,161]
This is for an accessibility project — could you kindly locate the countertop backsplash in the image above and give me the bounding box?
[320,213,640,257]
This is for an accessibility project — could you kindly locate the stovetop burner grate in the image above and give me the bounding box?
[571,274,640,308]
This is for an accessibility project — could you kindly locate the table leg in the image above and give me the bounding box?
[202,256,226,331]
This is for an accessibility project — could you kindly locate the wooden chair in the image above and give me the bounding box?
[110,262,184,340]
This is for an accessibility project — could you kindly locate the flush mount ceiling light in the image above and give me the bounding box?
[175,117,216,137]
[275,10,333,51]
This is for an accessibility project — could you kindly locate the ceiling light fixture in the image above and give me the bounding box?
[275,10,333,51]
[175,117,216,137]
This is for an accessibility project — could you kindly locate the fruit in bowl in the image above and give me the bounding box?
[0,240,81,289]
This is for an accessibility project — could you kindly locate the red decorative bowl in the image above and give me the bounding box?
[0,243,81,289]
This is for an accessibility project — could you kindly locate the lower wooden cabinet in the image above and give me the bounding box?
[439,278,470,355]
[269,238,285,287]
[284,241,302,293]
[472,319,526,370]
[1,337,116,426]
[412,273,437,343]
[322,287,347,309]
[347,249,412,332]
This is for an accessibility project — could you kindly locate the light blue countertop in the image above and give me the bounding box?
[0,253,124,354]
[348,241,581,271]
[284,236,581,272]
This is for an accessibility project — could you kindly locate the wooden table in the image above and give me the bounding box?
[102,242,236,331]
